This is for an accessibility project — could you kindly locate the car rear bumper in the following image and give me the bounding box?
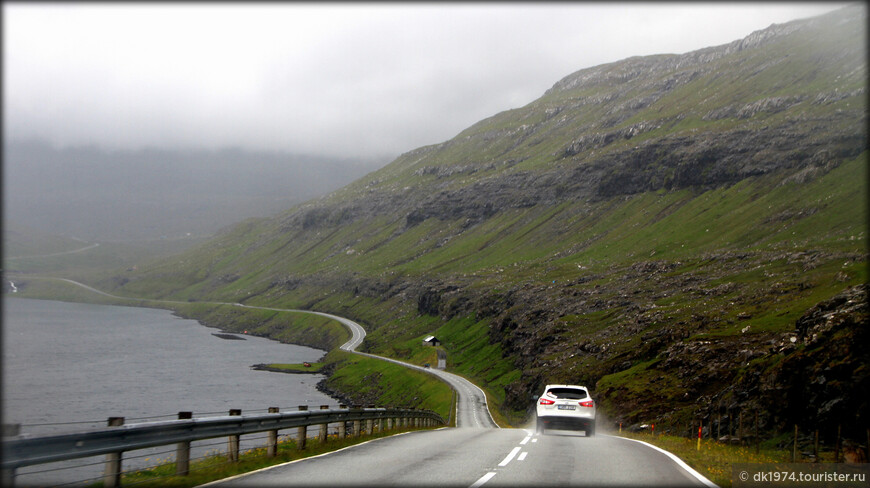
[538,415,595,431]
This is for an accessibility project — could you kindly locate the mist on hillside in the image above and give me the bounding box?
[3,140,388,243]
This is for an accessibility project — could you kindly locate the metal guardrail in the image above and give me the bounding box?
[2,406,444,486]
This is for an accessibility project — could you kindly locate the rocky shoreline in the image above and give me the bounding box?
[316,377,360,408]
[250,363,312,374]
[212,332,246,340]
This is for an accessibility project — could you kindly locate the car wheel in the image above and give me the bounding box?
[586,422,596,437]
[535,418,544,434]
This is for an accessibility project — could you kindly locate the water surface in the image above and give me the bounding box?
[2,297,338,484]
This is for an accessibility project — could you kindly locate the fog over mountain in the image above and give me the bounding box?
[4,3,844,158]
[3,3,846,248]
[3,140,385,242]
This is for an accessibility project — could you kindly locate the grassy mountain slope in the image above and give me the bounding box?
[70,6,866,437]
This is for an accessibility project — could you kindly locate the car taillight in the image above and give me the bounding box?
[579,400,594,408]
[539,398,555,405]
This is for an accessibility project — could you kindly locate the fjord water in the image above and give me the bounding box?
[2,297,337,484]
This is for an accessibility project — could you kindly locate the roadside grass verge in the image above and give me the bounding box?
[616,431,819,488]
[116,426,440,488]
[255,362,325,373]
[321,350,455,424]
[169,302,349,352]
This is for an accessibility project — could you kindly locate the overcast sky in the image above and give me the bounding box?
[3,2,850,160]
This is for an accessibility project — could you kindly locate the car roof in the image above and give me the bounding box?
[543,384,588,390]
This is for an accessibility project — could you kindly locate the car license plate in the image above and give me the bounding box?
[557,405,576,410]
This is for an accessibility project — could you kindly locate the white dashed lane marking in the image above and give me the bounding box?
[470,472,496,488]
[498,446,521,467]
[468,432,536,487]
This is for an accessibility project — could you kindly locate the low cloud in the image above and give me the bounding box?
[3,3,845,159]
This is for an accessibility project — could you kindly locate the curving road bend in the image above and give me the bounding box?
[47,279,716,487]
[234,304,498,429]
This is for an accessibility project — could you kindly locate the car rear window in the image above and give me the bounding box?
[547,388,588,399]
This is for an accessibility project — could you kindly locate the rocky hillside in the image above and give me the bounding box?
[99,6,866,439]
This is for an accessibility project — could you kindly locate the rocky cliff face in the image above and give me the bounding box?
[736,285,867,439]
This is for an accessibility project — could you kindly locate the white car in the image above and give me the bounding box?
[535,384,596,436]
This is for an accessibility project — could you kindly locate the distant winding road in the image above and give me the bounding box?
[5,243,101,260]
[40,278,716,487]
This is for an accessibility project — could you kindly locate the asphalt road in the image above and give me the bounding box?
[209,428,714,487]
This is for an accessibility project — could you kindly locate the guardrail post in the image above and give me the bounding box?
[366,405,375,435]
[176,412,193,475]
[104,417,124,488]
[379,416,385,433]
[228,409,241,462]
[2,424,20,437]
[297,406,308,450]
[319,405,329,443]
[352,405,362,438]
[267,407,280,457]
[0,467,13,488]
[339,405,347,438]
[386,417,393,431]
[2,424,21,486]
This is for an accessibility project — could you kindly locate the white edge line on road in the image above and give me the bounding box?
[606,435,719,488]
[518,451,528,461]
[469,471,497,488]
[195,432,417,487]
[498,446,522,467]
